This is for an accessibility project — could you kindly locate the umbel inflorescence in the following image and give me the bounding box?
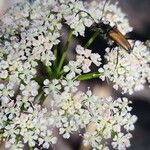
[0,0,149,149]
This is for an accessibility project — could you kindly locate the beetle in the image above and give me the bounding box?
[76,10,132,54]
[93,21,132,53]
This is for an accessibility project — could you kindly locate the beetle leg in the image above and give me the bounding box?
[114,48,119,69]
[106,77,110,85]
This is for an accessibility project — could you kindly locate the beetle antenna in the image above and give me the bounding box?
[131,41,138,57]
[75,10,97,23]
[101,0,110,17]
[132,40,136,49]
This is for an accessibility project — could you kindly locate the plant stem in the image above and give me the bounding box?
[45,65,53,76]
[39,91,46,105]
[57,30,73,73]
[34,76,44,85]
[76,72,100,81]
[60,69,65,76]
[84,30,100,48]
[53,45,58,67]
[29,147,33,150]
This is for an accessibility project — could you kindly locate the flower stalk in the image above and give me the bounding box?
[53,45,58,67]
[76,72,100,81]
[57,30,73,73]
[84,30,100,48]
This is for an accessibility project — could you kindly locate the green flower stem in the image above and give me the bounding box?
[44,64,53,77]
[53,45,58,67]
[39,92,46,105]
[76,72,100,81]
[57,30,73,73]
[59,68,66,76]
[84,30,100,49]
[34,77,47,105]
[34,77,44,85]
[35,89,43,101]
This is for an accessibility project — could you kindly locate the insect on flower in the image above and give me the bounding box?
[76,10,132,54]
[95,20,133,53]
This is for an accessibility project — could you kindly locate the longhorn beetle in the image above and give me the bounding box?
[76,1,132,54]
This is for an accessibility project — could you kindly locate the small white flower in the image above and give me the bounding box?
[0,82,15,105]
[112,133,132,150]
[61,78,80,93]
[43,79,61,95]
[76,45,101,73]
[64,61,82,75]
[20,80,39,97]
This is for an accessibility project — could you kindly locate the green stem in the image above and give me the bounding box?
[44,64,53,77]
[34,76,44,85]
[84,30,100,48]
[29,147,33,150]
[76,72,100,81]
[34,77,47,105]
[39,92,46,105]
[53,45,58,67]
[57,30,73,72]
[60,69,65,76]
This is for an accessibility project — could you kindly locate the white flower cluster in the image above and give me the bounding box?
[0,82,15,105]
[56,0,93,36]
[0,0,146,149]
[50,90,137,149]
[0,79,57,149]
[0,102,57,149]
[40,81,138,149]
[63,45,101,78]
[83,96,137,150]
[76,45,101,73]
[99,41,150,94]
